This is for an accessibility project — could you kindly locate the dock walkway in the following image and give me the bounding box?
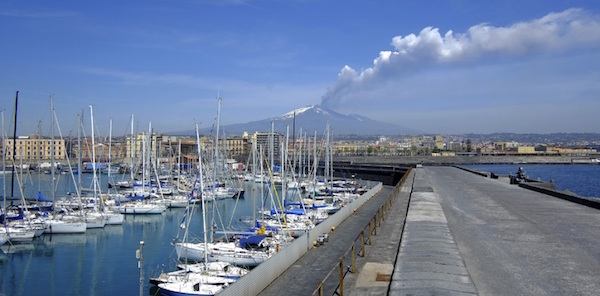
[257,181,409,296]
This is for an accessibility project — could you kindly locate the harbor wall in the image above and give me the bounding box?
[518,183,600,210]
[219,182,383,296]
[455,164,600,210]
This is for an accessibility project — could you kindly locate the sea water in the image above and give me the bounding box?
[463,164,600,198]
[0,172,265,296]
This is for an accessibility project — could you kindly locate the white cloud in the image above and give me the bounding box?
[321,8,600,110]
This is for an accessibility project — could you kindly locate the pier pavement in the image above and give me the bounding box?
[397,166,600,295]
[256,166,600,295]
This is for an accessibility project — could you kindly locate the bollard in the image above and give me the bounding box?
[339,259,344,296]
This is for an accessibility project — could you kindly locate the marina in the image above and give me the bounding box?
[0,165,374,295]
[1,158,599,295]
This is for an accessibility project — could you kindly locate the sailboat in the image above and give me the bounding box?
[161,124,226,296]
[44,96,87,234]
[98,117,124,225]
[175,100,273,268]
[157,280,224,296]
[1,91,42,241]
[115,122,166,215]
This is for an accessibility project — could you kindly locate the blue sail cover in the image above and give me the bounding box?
[239,235,267,249]
[270,208,305,216]
[126,195,147,200]
[37,192,53,202]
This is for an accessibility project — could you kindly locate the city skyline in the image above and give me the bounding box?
[1,1,600,137]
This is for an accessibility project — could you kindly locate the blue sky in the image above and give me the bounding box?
[1,0,600,136]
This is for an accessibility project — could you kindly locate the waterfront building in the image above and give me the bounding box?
[517,146,536,154]
[125,132,160,159]
[250,131,282,165]
[3,135,66,162]
[69,137,127,162]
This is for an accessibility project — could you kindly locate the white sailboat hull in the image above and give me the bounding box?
[175,242,270,267]
[117,203,166,214]
[85,215,106,229]
[158,281,223,296]
[1,228,35,242]
[103,212,124,225]
[44,220,87,234]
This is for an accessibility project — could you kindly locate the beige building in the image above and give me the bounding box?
[517,146,536,154]
[69,137,127,161]
[3,136,66,161]
[125,133,159,159]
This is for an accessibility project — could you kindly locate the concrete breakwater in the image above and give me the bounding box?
[336,154,599,165]
[456,164,600,210]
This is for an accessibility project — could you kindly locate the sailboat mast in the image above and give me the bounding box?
[108,117,113,180]
[2,109,6,212]
[194,123,209,264]
[325,122,330,185]
[312,130,317,199]
[77,112,82,195]
[90,106,98,200]
[270,120,274,172]
[211,95,222,243]
[130,114,135,182]
[283,125,289,205]
[214,95,221,184]
[10,91,18,199]
[50,96,56,202]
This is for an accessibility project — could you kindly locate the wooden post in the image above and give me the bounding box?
[339,259,344,296]
[368,221,372,245]
[361,230,365,257]
[374,213,377,236]
[351,245,356,273]
[317,281,323,296]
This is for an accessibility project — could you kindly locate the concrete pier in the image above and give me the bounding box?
[255,166,600,295]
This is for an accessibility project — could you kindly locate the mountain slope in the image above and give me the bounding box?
[212,105,419,136]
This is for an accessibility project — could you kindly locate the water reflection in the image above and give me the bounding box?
[0,177,271,295]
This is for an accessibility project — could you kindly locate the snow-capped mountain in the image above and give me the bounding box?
[211,105,419,136]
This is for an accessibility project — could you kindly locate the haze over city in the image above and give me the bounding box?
[1,0,600,136]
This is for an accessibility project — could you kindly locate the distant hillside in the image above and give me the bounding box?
[192,105,420,136]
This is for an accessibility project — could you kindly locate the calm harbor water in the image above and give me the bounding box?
[0,172,263,296]
[1,164,598,295]
[463,163,600,198]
